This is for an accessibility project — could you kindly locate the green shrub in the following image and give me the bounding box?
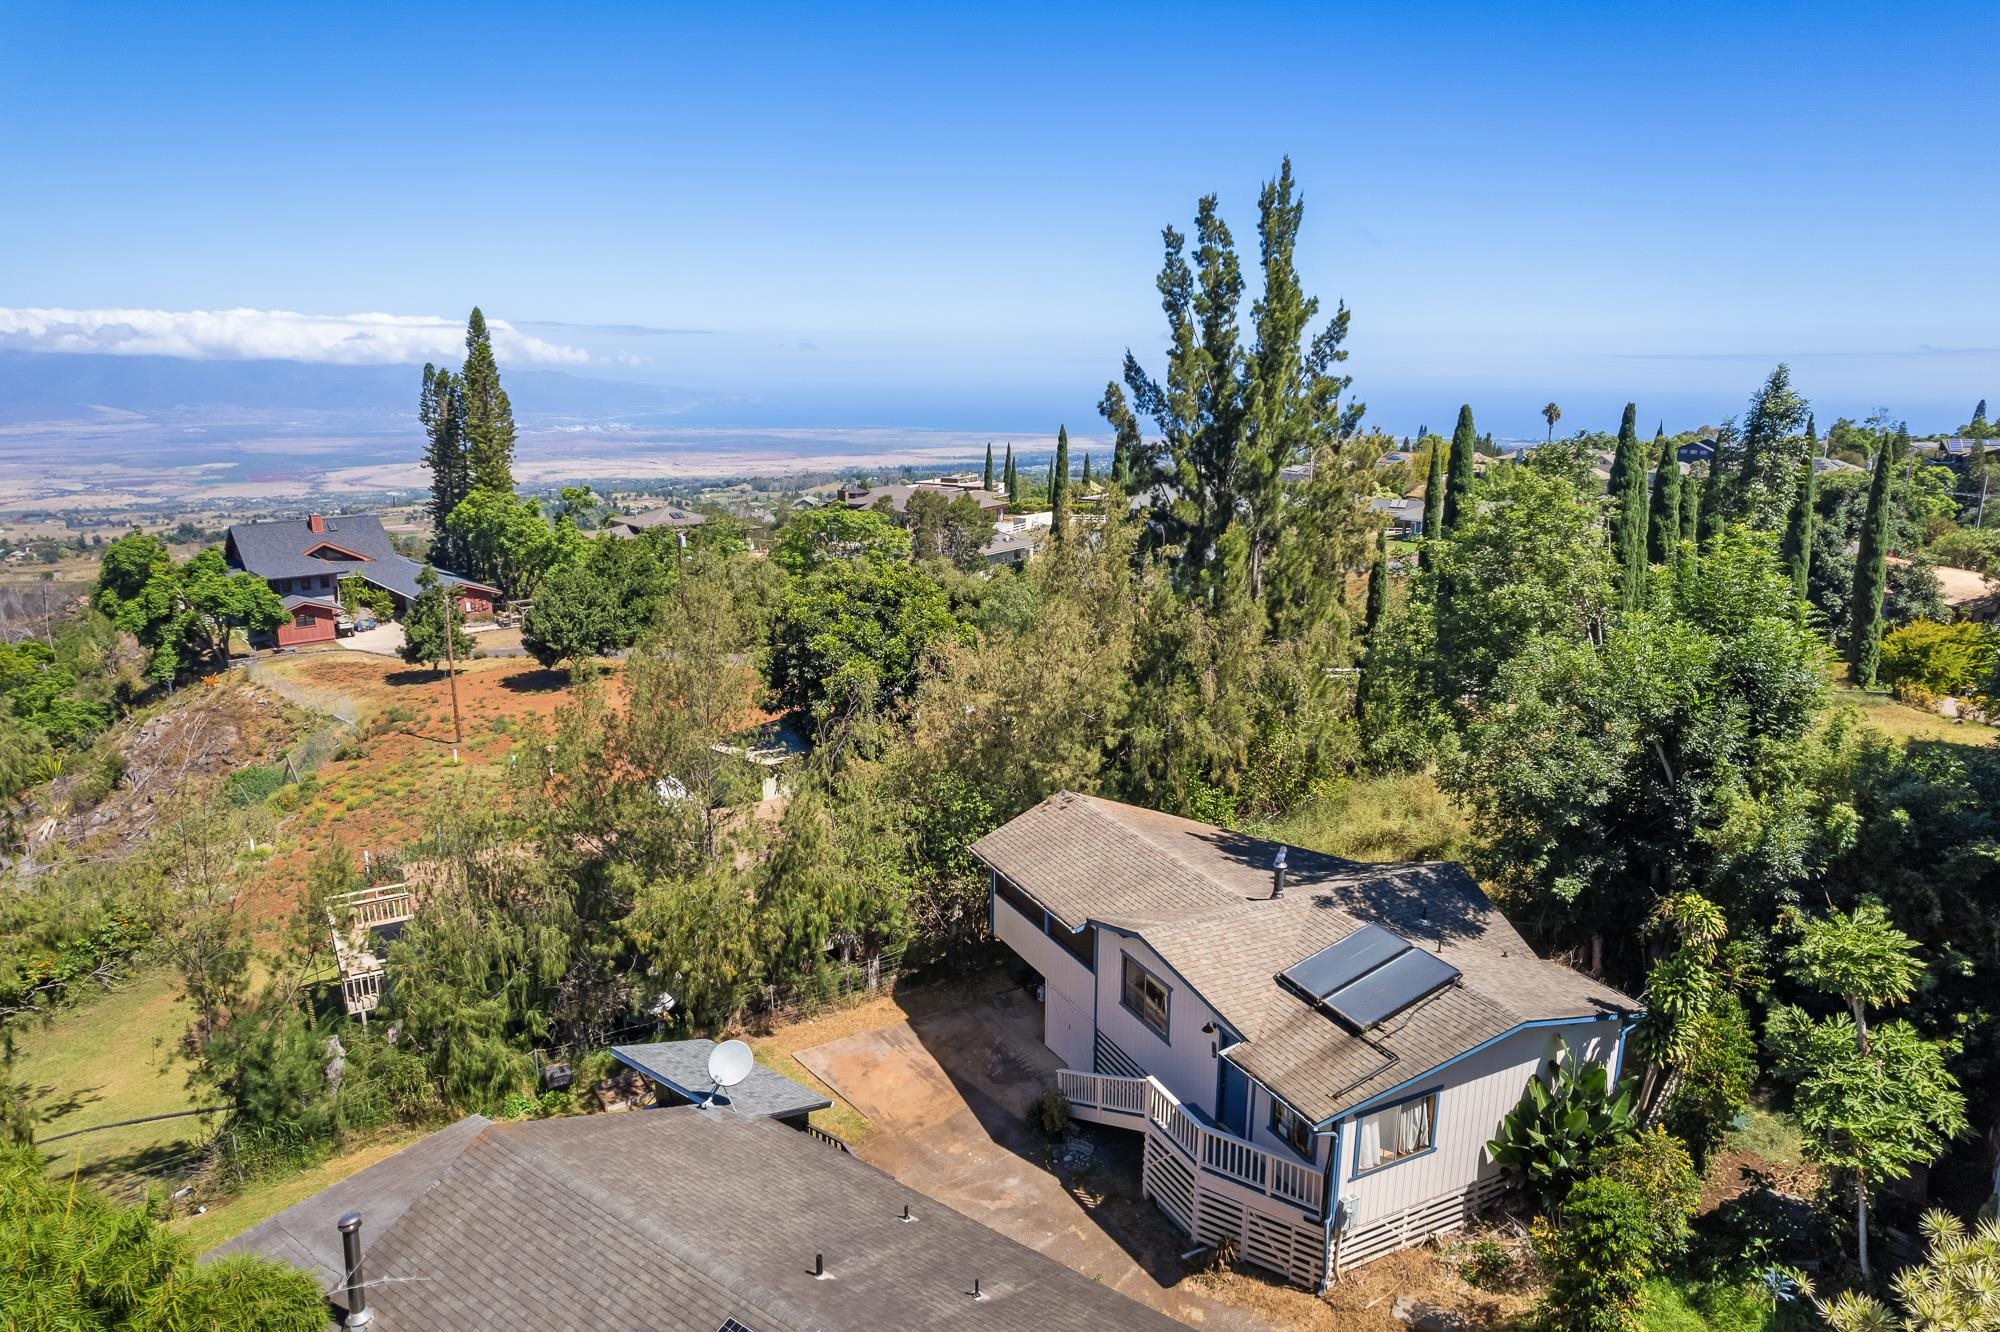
[1031,1087,1072,1137]
[1635,1277,1777,1332]
[500,1091,538,1120]
[537,1089,574,1117]
[1535,1175,1657,1332]
[221,764,286,807]
[1877,618,1997,697]
[1456,1237,1519,1291]
[1660,996,1758,1171]
[1488,1049,1638,1213]
[1924,525,2000,577]
[1594,1127,1701,1263]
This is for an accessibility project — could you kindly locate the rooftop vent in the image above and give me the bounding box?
[1271,846,1289,900]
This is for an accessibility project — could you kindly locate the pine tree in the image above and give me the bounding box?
[983,442,994,491]
[420,363,469,567]
[1646,426,1682,564]
[460,308,517,494]
[1738,363,1809,525]
[1849,427,1904,686]
[1444,404,1477,532]
[1051,425,1072,539]
[1780,414,1819,604]
[1607,402,1648,607]
[1098,380,1145,489]
[1972,398,1990,438]
[1420,436,1446,570]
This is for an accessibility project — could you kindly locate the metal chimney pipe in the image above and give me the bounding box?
[1271,846,1289,900]
[337,1211,373,1327]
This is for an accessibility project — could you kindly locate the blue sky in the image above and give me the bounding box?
[2,1,1996,438]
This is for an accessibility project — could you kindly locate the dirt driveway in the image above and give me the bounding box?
[796,989,1268,1330]
[338,622,405,656]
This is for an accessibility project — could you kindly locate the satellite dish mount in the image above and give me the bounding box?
[703,1039,754,1107]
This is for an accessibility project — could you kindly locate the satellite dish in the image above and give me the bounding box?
[708,1039,754,1090]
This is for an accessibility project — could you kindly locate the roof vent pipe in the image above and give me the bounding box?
[1271,846,1288,900]
[337,1211,373,1327]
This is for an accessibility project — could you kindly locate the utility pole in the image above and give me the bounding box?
[443,590,463,746]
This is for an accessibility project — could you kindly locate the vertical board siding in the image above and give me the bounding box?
[1332,1019,1619,1231]
[1094,936,1229,1120]
[992,895,1097,1071]
[1243,1081,1329,1171]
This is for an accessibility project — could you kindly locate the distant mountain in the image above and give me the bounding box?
[0,352,705,423]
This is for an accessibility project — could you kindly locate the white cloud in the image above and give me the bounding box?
[0,307,593,367]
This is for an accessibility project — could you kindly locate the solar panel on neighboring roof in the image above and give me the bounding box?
[1323,948,1460,1030]
[1280,923,1461,1031]
[1280,923,1407,999]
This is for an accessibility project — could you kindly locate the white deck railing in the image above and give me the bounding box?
[1057,1068,1323,1213]
[335,884,416,930]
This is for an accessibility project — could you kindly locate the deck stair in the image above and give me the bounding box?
[329,883,417,1019]
[1056,1068,1327,1288]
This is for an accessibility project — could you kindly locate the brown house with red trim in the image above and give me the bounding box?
[224,513,498,646]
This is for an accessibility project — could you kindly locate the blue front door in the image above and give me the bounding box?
[1218,1058,1250,1137]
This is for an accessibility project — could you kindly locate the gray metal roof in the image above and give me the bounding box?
[217,1108,1182,1331]
[611,1040,832,1120]
[972,792,1638,1123]
[224,513,496,602]
[611,506,707,533]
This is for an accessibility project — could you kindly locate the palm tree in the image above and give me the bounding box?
[1542,402,1562,441]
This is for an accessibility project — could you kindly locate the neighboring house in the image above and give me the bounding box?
[613,1039,832,1131]
[1676,440,1716,465]
[608,504,708,537]
[838,481,1008,516]
[1369,496,1424,538]
[982,530,1036,567]
[974,792,1638,1290]
[218,1103,1182,1331]
[224,513,498,646]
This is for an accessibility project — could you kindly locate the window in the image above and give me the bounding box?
[994,874,1042,926]
[1270,1098,1314,1159]
[1120,953,1170,1039]
[1352,1092,1437,1174]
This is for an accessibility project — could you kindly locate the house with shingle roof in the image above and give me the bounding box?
[224,513,498,646]
[217,1103,1182,1331]
[973,792,1639,1289]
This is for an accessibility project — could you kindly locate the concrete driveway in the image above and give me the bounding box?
[338,622,406,656]
[796,989,1267,1330]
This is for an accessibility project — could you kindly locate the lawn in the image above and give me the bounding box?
[14,968,213,1201]
[1241,770,1473,864]
[173,1128,428,1252]
[1826,685,1994,747]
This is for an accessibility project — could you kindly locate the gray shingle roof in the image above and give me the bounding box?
[972,792,1638,1123]
[611,506,707,533]
[217,1108,1182,1331]
[224,513,497,603]
[612,1040,832,1120]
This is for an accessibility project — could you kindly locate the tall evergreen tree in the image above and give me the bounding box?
[460,308,518,494]
[1699,451,1728,541]
[1849,426,1904,686]
[1738,364,1809,526]
[1681,463,1703,548]
[983,442,994,491]
[1780,414,1819,604]
[419,363,469,566]
[1607,402,1648,607]
[1051,426,1072,539]
[1972,398,1990,437]
[1003,443,1017,502]
[1420,436,1446,570]
[1357,529,1391,727]
[1098,380,1147,490]
[1646,427,1682,564]
[1443,404,1477,532]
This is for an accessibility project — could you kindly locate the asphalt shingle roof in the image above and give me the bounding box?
[218,1108,1182,1331]
[971,792,1638,1124]
[611,1040,832,1120]
[225,513,496,603]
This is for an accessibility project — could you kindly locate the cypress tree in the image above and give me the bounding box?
[1682,463,1702,548]
[419,363,469,565]
[1607,402,1648,606]
[1699,451,1728,541]
[1420,437,1446,569]
[1646,426,1681,564]
[1003,443,1017,503]
[1849,426,1904,686]
[1051,426,1072,538]
[1081,452,1093,487]
[460,308,517,494]
[1973,399,1989,436]
[983,442,994,491]
[1443,404,1477,532]
[1780,414,1819,604]
[1358,529,1390,727]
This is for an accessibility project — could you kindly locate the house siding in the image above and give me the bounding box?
[1093,933,1229,1122]
[992,893,1096,1072]
[1243,1080,1330,1173]
[276,604,338,646]
[1330,1018,1617,1231]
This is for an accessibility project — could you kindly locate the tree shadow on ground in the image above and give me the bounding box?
[495,667,570,694]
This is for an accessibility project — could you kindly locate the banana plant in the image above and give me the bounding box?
[1486,1047,1638,1214]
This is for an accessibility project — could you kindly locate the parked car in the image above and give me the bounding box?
[354,613,379,633]
[335,614,356,637]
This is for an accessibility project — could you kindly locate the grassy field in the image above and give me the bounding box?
[172,1129,428,1252]
[1242,770,1474,864]
[1826,685,1995,746]
[14,969,214,1202]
